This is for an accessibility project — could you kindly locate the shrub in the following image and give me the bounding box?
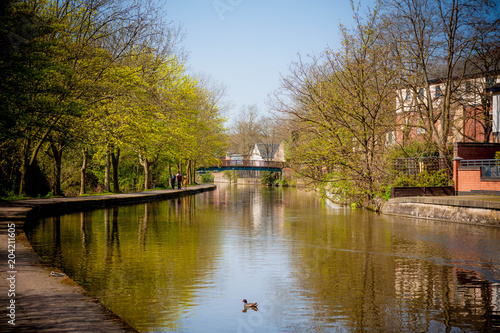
[392,169,450,188]
[418,169,450,187]
[201,172,214,183]
[261,171,279,186]
[223,170,237,182]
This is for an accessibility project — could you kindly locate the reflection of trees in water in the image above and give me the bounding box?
[286,212,499,332]
[27,198,221,332]
[51,216,61,263]
[212,184,288,237]
[104,208,121,275]
[24,188,500,332]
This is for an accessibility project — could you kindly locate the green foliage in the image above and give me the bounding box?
[201,172,214,183]
[278,179,289,187]
[261,171,278,186]
[260,171,273,185]
[392,169,450,188]
[495,151,500,160]
[0,0,228,196]
[392,174,419,187]
[418,170,450,187]
[223,170,238,182]
[274,7,397,207]
[380,187,392,201]
[387,141,440,159]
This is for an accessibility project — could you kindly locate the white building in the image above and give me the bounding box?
[250,142,285,162]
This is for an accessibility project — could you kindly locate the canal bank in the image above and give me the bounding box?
[0,184,215,332]
[382,195,500,228]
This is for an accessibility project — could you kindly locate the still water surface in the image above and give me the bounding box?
[26,185,500,332]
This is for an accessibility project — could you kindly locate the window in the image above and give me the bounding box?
[386,132,395,145]
[417,120,426,134]
[417,127,426,135]
[465,82,471,93]
[489,78,495,87]
[418,88,424,99]
[435,86,441,98]
[405,90,411,101]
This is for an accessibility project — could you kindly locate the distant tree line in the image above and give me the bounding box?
[228,104,286,159]
[0,0,227,197]
[271,0,500,208]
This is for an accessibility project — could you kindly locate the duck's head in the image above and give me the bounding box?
[242,299,247,303]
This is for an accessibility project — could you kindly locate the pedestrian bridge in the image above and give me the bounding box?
[198,159,285,173]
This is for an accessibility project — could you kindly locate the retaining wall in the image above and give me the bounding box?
[381,196,500,227]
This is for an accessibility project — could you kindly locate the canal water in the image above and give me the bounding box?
[25,185,500,332]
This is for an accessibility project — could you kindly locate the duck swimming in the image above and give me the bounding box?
[242,299,258,307]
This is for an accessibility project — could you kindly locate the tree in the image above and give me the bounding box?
[259,116,287,161]
[117,52,198,190]
[0,0,175,196]
[229,105,264,156]
[273,2,396,206]
[187,83,228,184]
[383,0,500,153]
[458,20,500,142]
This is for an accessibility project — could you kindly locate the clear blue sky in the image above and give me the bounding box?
[163,0,370,123]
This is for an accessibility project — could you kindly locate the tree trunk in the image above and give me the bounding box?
[139,154,150,190]
[80,149,88,195]
[191,161,196,184]
[111,147,120,193]
[483,99,492,143]
[19,139,30,196]
[19,128,52,196]
[50,143,63,196]
[104,146,111,192]
[186,160,192,185]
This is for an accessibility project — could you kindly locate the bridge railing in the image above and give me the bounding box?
[460,159,500,178]
[218,159,285,169]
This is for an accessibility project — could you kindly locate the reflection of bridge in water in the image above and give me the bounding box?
[198,159,285,178]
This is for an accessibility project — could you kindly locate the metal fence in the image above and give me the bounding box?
[460,159,500,178]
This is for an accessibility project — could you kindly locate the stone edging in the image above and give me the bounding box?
[381,195,500,228]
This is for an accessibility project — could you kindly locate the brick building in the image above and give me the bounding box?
[390,73,498,146]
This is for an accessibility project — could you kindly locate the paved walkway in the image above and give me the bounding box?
[0,185,215,332]
[388,194,500,209]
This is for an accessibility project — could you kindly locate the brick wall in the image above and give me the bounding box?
[454,142,500,160]
[454,143,500,194]
[456,166,500,194]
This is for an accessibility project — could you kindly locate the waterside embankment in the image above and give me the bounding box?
[382,195,500,228]
[0,184,216,332]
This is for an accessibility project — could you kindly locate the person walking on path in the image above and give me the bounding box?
[176,172,182,189]
[183,174,188,188]
[170,174,176,189]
